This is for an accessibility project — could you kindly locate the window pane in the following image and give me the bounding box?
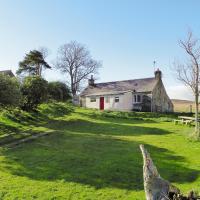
[134,95,137,102]
[115,97,119,102]
[137,95,141,102]
[90,97,96,102]
[106,96,110,103]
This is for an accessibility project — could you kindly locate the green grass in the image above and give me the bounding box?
[0,103,73,145]
[0,104,200,199]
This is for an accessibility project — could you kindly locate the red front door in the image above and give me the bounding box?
[100,97,104,110]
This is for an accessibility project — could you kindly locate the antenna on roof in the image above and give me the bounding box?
[153,61,156,71]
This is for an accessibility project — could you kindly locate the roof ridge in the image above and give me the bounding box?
[95,77,155,85]
[0,70,12,72]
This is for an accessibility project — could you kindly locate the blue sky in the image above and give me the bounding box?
[1,0,200,100]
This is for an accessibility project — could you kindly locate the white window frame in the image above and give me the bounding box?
[90,97,96,102]
[105,96,110,103]
[115,96,119,103]
[133,94,142,103]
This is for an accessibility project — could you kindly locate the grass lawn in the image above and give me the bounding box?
[0,104,200,199]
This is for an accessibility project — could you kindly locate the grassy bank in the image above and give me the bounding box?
[0,103,73,145]
[0,104,199,199]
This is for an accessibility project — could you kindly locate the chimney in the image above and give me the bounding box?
[88,75,95,86]
[154,68,162,80]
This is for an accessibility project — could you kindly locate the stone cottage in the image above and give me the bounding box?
[80,69,173,112]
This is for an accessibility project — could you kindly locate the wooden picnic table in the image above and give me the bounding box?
[174,116,195,125]
[178,116,195,120]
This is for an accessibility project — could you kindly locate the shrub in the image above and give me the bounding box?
[48,81,71,102]
[21,76,48,110]
[0,74,21,107]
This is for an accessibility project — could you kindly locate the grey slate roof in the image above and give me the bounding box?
[81,77,158,96]
[0,70,15,77]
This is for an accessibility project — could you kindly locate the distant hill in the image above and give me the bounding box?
[171,99,195,112]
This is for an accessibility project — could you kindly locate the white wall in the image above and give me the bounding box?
[85,96,100,109]
[85,92,133,111]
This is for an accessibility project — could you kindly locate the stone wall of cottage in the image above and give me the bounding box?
[132,92,152,112]
[151,80,173,112]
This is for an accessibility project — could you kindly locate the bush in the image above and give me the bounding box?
[48,81,71,102]
[0,74,21,107]
[21,76,48,110]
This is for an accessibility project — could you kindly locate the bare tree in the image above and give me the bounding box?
[55,41,101,97]
[39,47,50,59]
[174,31,200,137]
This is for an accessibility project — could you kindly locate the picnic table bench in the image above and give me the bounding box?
[174,116,195,125]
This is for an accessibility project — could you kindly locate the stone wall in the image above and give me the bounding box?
[132,92,152,112]
[152,80,173,112]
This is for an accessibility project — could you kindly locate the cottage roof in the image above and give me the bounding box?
[0,70,15,77]
[81,77,158,96]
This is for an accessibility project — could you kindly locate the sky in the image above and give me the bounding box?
[0,0,200,100]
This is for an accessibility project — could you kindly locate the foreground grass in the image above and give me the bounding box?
[0,104,200,199]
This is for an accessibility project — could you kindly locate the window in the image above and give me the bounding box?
[134,94,142,103]
[115,97,119,102]
[137,95,141,102]
[134,95,137,102]
[105,96,110,103]
[90,97,96,102]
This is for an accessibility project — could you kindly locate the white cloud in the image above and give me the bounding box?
[166,85,194,101]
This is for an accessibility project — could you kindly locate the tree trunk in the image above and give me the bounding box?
[39,65,42,77]
[195,63,199,137]
[70,75,77,97]
[36,64,41,76]
[140,145,180,200]
[195,96,199,136]
[140,145,200,199]
[71,86,76,97]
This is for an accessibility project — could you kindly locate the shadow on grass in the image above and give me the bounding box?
[46,118,171,136]
[0,107,199,190]
[0,122,20,136]
[0,122,49,145]
[1,130,199,190]
[0,103,74,145]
